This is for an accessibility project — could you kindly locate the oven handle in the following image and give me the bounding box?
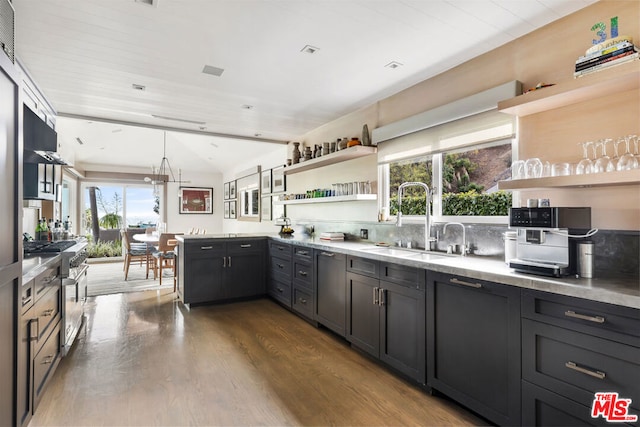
[63,263,89,285]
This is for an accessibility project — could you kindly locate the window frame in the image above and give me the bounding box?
[379,137,514,225]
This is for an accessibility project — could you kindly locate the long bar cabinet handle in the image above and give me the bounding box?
[200,246,213,250]
[240,244,252,248]
[320,252,334,257]
[450,277,482,288]
[298,271,307,277]
[228,256,231,267]
[298,250,309,255]
[564,310,605,323]
[222,257,227,268]
[378,288,386,306]
[565,361,606,379]
[373,287,379,305]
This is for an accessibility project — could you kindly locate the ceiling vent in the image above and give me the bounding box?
[300,45,320,54]
[134,0,158,7]
[202,65,224,77]
[385,61,403,69]
[0,0,15,63]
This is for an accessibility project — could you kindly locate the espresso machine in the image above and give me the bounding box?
[508,207,591,277]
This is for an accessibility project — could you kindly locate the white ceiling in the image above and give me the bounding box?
[14,0,596,174]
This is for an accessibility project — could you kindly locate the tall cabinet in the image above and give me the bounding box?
[0,51,22,426]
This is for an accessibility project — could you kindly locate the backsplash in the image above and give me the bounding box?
[293,219,639,280]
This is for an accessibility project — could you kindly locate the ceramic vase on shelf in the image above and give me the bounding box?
[362,124,371,146]
[292,142,301,164]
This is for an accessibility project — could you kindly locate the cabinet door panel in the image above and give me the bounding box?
[346,272,379,357]
[315,251,346,336]
[427,272,521,426]
[227,251,265,299]
[188,254,225,303]
[380,280,425,383]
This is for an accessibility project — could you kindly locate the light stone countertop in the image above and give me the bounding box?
[22,253,61,284]
[177,233,639,309]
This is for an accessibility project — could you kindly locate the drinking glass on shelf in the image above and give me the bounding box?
[593,139,612,173]
[524,158,543,178]
[618,134,640,171]
[541,161,552,177]
[552,162,573,176]
[575,141,593,175]
[511,160,525,179]
[607,138,619,172]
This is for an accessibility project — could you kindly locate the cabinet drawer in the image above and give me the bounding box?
[293,245,312,261]
[381,262,424,289]
[292,286,314,319]
[269,240,292,259]
[293,260,312,289]
[185,241,225,256]
[33,320,61,410]
[270,256,291,279]
[522,319,640,412]
[34,286,61,347]
[522,381,620,427]
[21,280,35,314]
[227,239,264,254]
[347,255,379,278]
[522,290,640,347]
[268,275,291,307]
[34,264,60,298]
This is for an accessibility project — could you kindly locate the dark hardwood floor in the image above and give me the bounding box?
[29,290,487,426]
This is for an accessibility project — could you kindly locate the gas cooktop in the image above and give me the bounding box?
[24,240,77,254]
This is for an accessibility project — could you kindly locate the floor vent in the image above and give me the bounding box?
[0,0,15,63]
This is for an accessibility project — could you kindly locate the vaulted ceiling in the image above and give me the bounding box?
[14,0,597,174]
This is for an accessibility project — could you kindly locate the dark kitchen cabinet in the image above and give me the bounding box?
[178,238,265,306]
[267,240,292,307]
[347,256,426,384]
[521,289,640,426]
[427,271,521,426]
[1,51,21,427]
[17,259,62,427]
[23,162,56,200]
[291,245,314,320]
[315,250,346,336]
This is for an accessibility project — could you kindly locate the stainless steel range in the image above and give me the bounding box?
[23,239,89,355]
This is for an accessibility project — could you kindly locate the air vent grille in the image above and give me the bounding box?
[0,0,15,63]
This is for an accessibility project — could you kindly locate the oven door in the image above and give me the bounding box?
[62,263,88,355]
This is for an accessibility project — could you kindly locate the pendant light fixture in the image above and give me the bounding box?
[144,131,179,185]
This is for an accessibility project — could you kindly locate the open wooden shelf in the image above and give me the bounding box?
[498,169,640,190]
[273,194,377,205]
[497,60,640,116]
[284,145,377,175]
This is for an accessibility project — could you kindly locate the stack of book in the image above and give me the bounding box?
[319,232,344,241]
[574,37,638,77]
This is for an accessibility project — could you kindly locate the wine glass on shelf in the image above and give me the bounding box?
[575,141,593,175]
[615,136,636,171]
[607,138,620,172]
[593,139,612,173]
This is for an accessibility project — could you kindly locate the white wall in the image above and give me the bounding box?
[222,145,288,234]
[166,171,223,234]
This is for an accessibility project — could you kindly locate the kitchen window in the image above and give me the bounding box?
[378,110,515,224]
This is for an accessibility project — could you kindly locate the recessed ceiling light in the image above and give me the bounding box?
[202,65,224,77]
[151,114,206,125]
[241,105,254,110]
[254,133,262,137]
[132,83,146,91]
[300,45,320,54]
[385,61,403,69]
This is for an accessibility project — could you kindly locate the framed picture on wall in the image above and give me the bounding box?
[229,200,237,219]
[229,180,236,199]
[224,201,230,218]
[179,187,213,214]
[272,195,285,221]
[261,169,272,194]
[224,182,230,200]
[272,165,286,193]
[261,196,271,221]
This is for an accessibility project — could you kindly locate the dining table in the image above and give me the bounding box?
[132,233,160,279]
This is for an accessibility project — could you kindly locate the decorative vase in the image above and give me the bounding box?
[292,142,301,164]
[362,124,371,146]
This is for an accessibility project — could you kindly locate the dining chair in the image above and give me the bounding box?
[152,233,183,291]
[121,230,152,280]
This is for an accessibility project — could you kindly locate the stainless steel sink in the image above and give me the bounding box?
[359,246,453,260]
[358,247,419,257]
